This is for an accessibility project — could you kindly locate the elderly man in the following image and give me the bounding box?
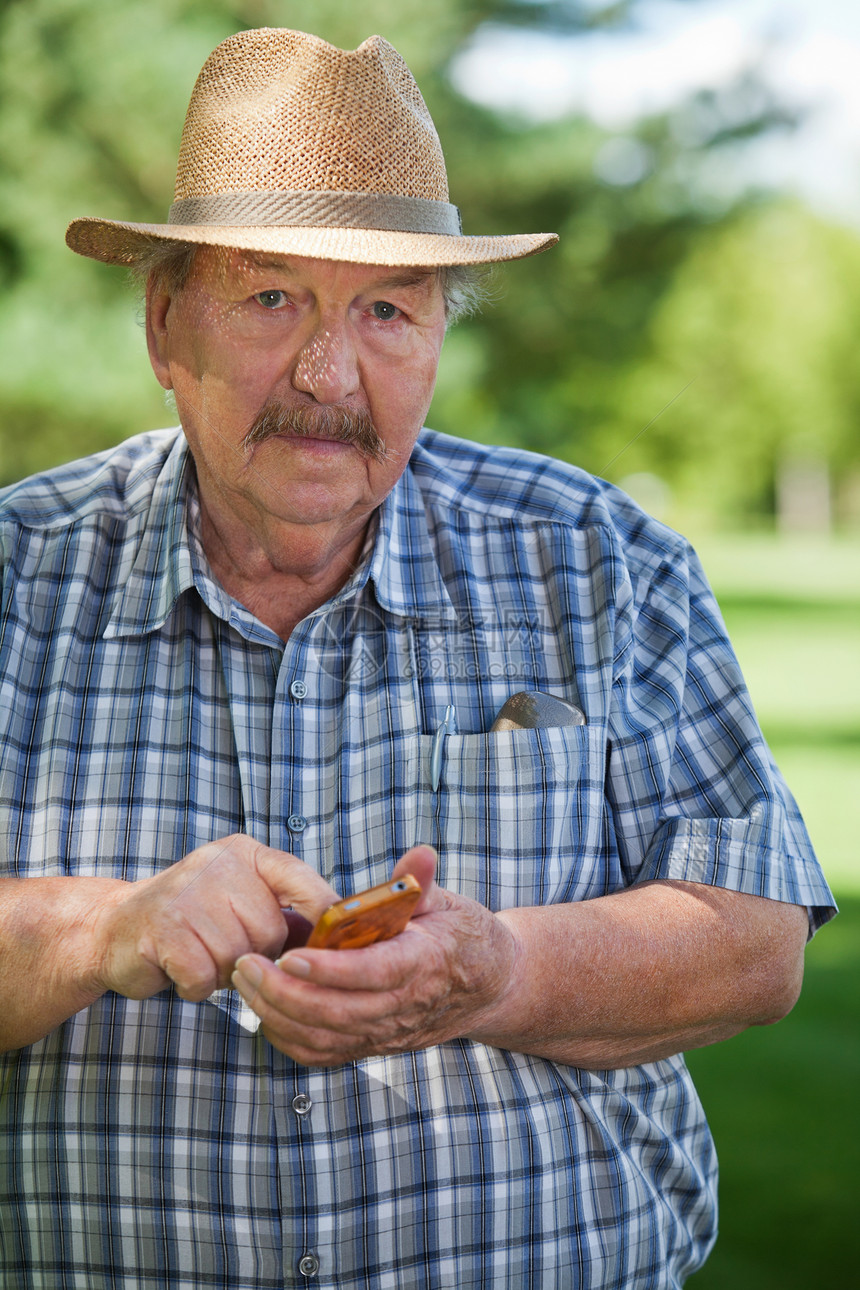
[0,26,834,1290]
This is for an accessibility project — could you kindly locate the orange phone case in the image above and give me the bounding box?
[306,875,422,950]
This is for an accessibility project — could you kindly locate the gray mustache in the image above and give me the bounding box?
[242,401,389,462]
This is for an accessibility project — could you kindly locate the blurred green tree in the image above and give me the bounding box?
[601,202,860,528]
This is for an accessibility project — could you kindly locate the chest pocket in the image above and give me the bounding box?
[417,725,612,910]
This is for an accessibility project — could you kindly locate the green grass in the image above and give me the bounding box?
[767,739,860,896]
[686,897,860,1288]
[696,531,860,895]
[682,533,860,1287]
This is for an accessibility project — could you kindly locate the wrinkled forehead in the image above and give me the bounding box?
[185,244,442,299]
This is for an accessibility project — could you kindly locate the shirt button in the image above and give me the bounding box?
[287,814,308,833]
[291,1093,312,1117]
[290,679,308,700]
[298,1253,320,1277]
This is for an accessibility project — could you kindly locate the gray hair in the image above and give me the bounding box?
[130,237,489,324]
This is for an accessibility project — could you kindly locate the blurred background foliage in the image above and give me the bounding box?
[1,1,857,1285]
[2,0,860,533]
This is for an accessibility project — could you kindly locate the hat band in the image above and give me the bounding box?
[168,190,463,235]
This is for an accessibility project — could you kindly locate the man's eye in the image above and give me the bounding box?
[371,301,399,321]
[254,290,288,310]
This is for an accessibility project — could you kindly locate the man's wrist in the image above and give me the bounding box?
[462,911,532,1049]
[0,876,131,1050]
[35,876,130,1000]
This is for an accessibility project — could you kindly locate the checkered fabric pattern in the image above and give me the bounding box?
[0,428,834,1288]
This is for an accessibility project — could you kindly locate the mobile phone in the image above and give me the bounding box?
[305,875,422,950]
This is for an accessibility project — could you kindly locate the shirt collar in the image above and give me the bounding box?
[104,433,197,639]
[365,459,460,625]
[104,433,460,639]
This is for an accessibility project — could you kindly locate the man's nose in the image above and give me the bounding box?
[291,322,360,404]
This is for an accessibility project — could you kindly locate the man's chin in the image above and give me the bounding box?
[240,464,373,527]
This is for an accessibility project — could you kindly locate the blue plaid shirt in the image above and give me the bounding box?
[0,428,834,1289]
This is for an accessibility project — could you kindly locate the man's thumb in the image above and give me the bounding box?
[390,844,438,915]
[253,844,338,922]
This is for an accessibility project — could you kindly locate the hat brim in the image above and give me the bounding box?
[65,216,558,268]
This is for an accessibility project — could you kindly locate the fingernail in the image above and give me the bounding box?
[234,956,262,989]
[277,953,311,978]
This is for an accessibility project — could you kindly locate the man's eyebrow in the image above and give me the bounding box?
[371,271,436,291]
[239,255,296,273]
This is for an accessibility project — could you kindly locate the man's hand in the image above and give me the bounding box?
[231,846,809,1070]
[92,835,338,1002]
[231,845,520,1065]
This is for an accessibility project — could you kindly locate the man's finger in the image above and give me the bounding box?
[232,952,419,1052]
[251,843,339,921]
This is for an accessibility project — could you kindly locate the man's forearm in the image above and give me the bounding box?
[470,880,808,1067]
[0,876,127,1051]
[0,838,339,1052]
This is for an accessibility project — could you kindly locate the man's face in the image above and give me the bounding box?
[146,248,447,544]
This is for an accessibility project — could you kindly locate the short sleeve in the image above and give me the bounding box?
[606,541,836,934]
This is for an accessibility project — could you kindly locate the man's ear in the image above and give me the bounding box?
[146,281,174,391]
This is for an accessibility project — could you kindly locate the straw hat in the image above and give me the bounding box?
[66,27,558,269]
